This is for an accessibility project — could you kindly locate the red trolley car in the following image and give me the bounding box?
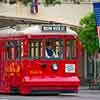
[0,25,80,95]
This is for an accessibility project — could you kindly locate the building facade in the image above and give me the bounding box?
[0,0,93,26]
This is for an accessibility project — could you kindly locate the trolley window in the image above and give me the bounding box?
[28,39,42,59]
[45,39,64,60]
[6,40,24,60]
[16,41,24,59]
[66,39,76,59]
[6,41,15,60]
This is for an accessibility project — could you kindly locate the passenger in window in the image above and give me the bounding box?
[45,41,56,58]
[57,47,63,59]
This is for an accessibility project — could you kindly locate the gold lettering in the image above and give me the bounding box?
[30,70,42,75]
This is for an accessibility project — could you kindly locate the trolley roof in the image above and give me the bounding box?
[0,25,77,37]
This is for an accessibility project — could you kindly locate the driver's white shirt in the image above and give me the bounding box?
[45,49,57,58]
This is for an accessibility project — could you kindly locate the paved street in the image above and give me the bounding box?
[0,87,100,100]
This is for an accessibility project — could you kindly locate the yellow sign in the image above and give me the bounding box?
[5,62,20,73]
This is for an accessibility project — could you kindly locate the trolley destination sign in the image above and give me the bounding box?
[42,25,66,32]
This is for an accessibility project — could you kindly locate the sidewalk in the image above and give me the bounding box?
[79,86,100,95]
[79,86,100,90]
[79,86,90,90]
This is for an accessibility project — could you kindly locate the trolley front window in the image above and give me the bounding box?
[45,39,64,60]
[66,39,76,59]
[28,39,42,59]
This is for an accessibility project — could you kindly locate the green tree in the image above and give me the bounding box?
[19,0,84,6]
[0,0,85,5]
[44,0,61,6]
[18,0,61,6]
[19,0,31,5]
[79,12,99,56]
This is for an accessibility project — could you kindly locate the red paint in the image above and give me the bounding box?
[0,34,80,94]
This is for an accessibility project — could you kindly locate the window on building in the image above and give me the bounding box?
[45,39,64,59]
[66,39,76,59]
[28,39,42,59]
[6,41,15,60]
[16,41,24,59]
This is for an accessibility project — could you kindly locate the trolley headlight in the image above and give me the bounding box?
[65,64,75,73]
[52,64,58,71]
